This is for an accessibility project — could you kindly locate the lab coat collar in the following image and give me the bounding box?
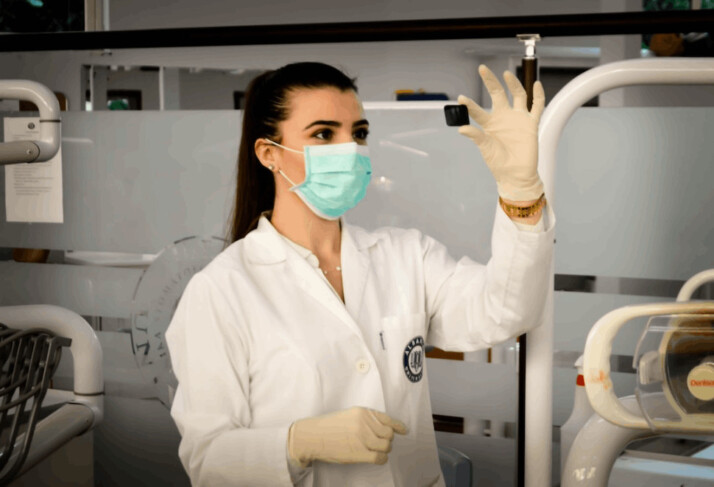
[340,220,373,326]
[244,212,381,265]
[244,211,381,338]
[243,215,287,265]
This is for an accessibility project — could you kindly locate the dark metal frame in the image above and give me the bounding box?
[1,10,713,52]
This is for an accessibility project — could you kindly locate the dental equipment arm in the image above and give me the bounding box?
[0,80,60,165]
[0,305,104,424]
[562,396,656,487]
[677,268,714,302]
[583,301,714,432]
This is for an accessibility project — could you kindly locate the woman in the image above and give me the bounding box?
[165,62,555,487]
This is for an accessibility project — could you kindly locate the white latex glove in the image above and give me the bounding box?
[457,64,546,202]
[287,406,408,468]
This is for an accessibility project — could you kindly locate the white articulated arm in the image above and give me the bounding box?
[583,301,714,430]
[677,268,714,302]
[0,304,103,425]
[0,80,61,164]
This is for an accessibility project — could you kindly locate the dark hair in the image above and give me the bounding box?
[224,62,358,247]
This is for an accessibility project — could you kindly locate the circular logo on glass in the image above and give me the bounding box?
[403,335,424,383]
[131,235,226,407]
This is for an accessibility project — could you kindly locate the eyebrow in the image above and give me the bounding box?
[303,119,370,130]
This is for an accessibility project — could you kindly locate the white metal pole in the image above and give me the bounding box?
[527,57,714,487]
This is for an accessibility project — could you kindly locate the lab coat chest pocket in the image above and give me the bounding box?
[380,312,427,390]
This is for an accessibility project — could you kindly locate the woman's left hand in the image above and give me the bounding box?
[457,64,545,202]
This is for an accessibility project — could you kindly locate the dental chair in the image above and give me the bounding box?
[0,79,103,484]
[0,305,103,485]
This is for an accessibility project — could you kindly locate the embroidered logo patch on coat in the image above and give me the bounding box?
[403,336,424,383]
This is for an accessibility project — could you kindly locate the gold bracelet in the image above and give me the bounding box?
[498,193,546,218]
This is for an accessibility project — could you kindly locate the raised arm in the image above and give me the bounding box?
[423,64,555,351]
[424,203,554,352]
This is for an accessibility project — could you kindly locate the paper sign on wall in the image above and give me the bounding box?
[3,117,64,223]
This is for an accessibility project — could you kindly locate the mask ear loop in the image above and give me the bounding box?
[265,138,302,187]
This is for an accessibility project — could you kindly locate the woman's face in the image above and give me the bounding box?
[264,86,369,187]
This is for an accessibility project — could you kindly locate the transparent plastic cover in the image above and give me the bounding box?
[635,313,714,432]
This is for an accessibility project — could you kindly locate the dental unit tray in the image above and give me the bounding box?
[0,324,71,483]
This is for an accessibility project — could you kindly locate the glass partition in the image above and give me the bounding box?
[2,105,714,486]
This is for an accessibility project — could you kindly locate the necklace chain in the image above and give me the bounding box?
[321,265,342,275]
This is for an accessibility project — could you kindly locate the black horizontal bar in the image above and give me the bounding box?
[0,10,712,52]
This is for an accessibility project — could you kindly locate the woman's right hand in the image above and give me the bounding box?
[287,406,408,467]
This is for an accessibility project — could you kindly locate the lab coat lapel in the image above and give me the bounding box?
[341,223,371,325]
[285,253,362,338]
[246,215,377,340]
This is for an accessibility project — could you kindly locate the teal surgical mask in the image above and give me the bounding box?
[266,139,372,220]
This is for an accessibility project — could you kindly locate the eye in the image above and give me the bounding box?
[353,127,369,141]
[312,128,333,141]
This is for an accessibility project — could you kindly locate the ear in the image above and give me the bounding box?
[254,138,278,170]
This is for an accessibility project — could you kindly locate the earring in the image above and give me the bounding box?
[268,164,275,172]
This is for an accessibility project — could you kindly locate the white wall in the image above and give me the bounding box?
[177,69,259,110]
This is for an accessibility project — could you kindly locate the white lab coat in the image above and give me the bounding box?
[165,203,555,487]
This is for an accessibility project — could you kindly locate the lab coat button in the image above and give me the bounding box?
[356,359,370,374]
